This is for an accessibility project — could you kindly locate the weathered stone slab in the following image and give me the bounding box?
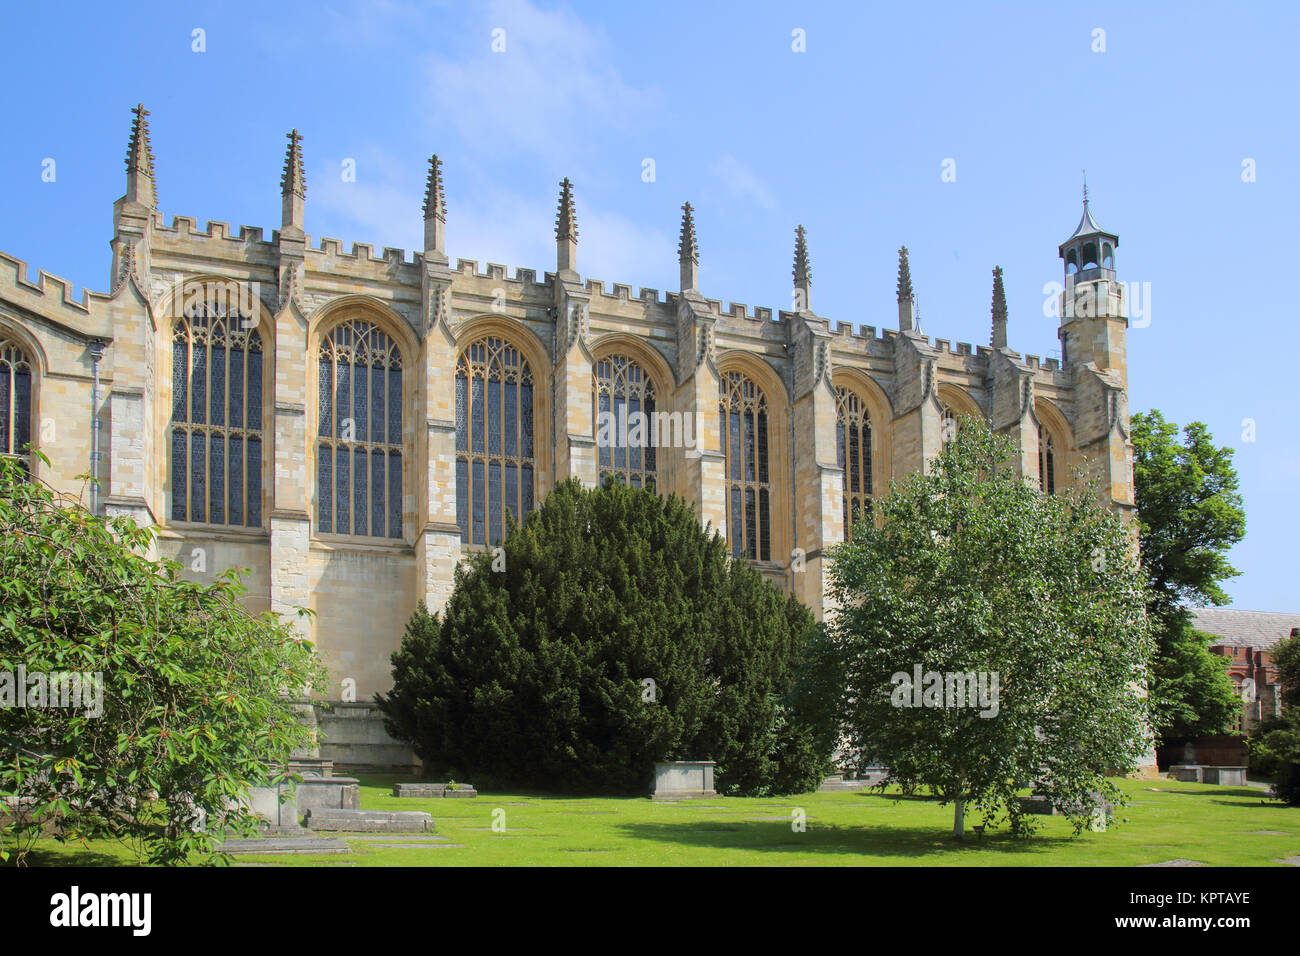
[1017,795,1057,815]
[296,776,360,810]
[220,837,351,855]
[244,784,299,828]
[651,761,717,800]
[305,808,433,833]
[392,782,478,798]
[1202,766,1249,786]
[1139,859,1206,867]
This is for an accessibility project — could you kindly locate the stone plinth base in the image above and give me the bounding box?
[392,782,478,798]
[305,808,433,832]
[651,761,717,800]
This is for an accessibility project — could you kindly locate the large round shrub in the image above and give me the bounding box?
[378,478,835,795]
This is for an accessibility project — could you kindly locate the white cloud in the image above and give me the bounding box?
[425,0,661,163]
[312,1,673,281]
[709,153,776,210]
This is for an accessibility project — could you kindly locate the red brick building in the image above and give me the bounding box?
[1190,608,1299,733]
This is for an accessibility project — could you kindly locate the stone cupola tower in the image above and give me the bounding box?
[1057,183,1125,373]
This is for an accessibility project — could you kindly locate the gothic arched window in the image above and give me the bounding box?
[594,354,656,490]
[836,386,873,538]
[170,306,263,526]
[316,318,403,538]
[456,336,534,546]
[1039,424,1056,496]
[940,402,958,452]
[0,336,33,474]
[719,370,771,561]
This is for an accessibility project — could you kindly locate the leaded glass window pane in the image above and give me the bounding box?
[456,337,536,546]
[209,433,225,525]
[169,306,264,527]
[229,349,244,430]
[371,449,385,539]
[247,437,261,526]
[189,431,205,521]
[353,446,368,536]
[229,436,244,527]
[388,451,401,538]
[191,341,207,425]
[836,385,876,540]
[209,343,226,427]
[316,319,403,538]
[336,445,350,534]
[171,430,187,520]
[720,371,771,562]
[318,442,333,534]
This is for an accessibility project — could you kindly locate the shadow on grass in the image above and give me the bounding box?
[13,847,127,866]
[614,820,1074,859]
[1154,787,1269,799]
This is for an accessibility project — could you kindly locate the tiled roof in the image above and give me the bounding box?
[1189,608,1300,649]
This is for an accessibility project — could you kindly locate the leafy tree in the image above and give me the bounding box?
[827,418,1154,837]
[0,453,325,865]
[1130,411,1245,739]
[1248,631,1300,804]
[1153,615,1241,739]
[378,478,834,796]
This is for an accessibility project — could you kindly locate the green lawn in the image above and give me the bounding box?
[19,775,1300,866]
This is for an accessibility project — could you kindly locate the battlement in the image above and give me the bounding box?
[451,259,550,291]
[929,336,983,359]
[1024,354,1062,372]
[703,298,775,322]
[0,251,94,316]
[832,321,896,343]
[313,237,414,264]
[156,216,276,249]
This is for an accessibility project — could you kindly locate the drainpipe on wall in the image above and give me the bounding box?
[89,338,104,515]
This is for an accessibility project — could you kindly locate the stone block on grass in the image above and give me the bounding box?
[305,808,434,833]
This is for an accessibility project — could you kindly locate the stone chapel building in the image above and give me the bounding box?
[0,107,1138,762]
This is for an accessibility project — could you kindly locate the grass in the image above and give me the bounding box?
[18,775,1300,866]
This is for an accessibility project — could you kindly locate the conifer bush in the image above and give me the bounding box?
[379,478,837,795]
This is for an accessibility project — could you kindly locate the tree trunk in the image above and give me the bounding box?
[953,797,965,839]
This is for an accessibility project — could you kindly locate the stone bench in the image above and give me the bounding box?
[304,808,434,833]
[392,782,478,798]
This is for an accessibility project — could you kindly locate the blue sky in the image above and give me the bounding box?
[2,1,1295,611]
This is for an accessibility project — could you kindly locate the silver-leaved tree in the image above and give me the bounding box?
[826,418,1154,838]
